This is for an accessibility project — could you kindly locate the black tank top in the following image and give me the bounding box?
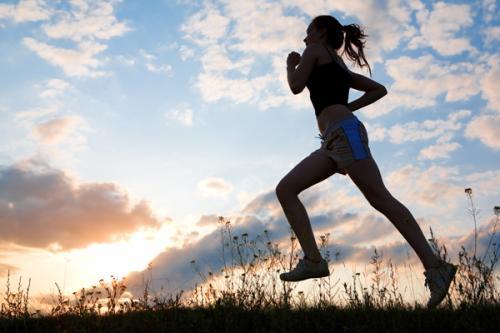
[306,45,351,116]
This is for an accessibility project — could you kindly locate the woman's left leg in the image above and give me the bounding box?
[345,157,441,270]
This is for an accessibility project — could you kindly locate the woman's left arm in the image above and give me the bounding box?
[287,44,318,94]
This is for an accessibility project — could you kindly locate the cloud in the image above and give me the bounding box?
[365,55,483,118]
[138,49,173,75]
[465,114,500,151]
[385,164,500,215]
[180,2,231,46]
[367,109,471,155]
[0,262,20,277]
[409,1,475,56]
[197,177,234,197]
[0,0,53,25]
[482,0,496,23]
[14,106,90,155]
[165,104,193,126]
[41,0,130,42]
[178,45,195,61]
[23,38,108,77]
[0,159,164,250]
[14,106,58,123]
[31,115,85,145]
[418,134,461,161]
[385,164,463,214]
[483,26,500,44]
[480,56,500,112]
[38,78,71,98]
[145,63,172,75]
[397,110,469,143]
[21,0,129,78]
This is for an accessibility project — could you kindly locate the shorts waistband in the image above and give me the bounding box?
[317,114,359,140]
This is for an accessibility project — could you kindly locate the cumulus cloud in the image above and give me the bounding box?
[21,0,129,78]
[397,110,469,143]
[41,0,130,42]
[482,0,497,23]
[23,38,108,77]
[385,164,500,214]
[409,1,475,56]
[32,115,85,145]
[480,56,500,112]
[385,164,463,214]
[418,134,461,160]
[15,106,58,123]
[38,78,70,98]
[366,110,471,155]
[0,159,164,250]
[0,0,53,25]
[180,2,231,46]
[14,106,90,154]
[197,177,234,197]
[483,26,500,44]
[363,55,482,118]
[465,114,500,151]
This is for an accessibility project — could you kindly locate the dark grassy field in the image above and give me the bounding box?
[2,303,500,333]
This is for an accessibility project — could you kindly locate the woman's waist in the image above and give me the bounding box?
[316,104,354,134]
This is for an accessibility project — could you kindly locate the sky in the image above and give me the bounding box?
[0,0,499,309]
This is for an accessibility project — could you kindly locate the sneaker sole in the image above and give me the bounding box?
[279,270,330,282]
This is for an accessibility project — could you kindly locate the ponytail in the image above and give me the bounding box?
[312,16,372,76]
[342,24,372,76]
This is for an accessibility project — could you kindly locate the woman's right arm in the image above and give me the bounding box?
[347,72,387,112]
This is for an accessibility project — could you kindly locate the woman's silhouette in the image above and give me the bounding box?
[276,15,457,308]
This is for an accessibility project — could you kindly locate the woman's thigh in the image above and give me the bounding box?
[345,157,392,204]
[276,152,339,196]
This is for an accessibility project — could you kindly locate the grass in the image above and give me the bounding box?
[1,188,499,332]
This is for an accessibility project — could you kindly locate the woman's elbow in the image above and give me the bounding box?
[379,85,387,96]
[290,85,304,95]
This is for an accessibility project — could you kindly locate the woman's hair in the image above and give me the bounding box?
[312,15,372,76]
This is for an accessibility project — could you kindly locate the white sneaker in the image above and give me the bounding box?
[424,260,458,308]
[279,257,330,282]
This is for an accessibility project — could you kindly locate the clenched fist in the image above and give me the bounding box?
[287,51,301,68]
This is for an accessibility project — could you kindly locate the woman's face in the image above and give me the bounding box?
[303,23,325,46]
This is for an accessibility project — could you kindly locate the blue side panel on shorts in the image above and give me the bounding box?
[340,119,368,160]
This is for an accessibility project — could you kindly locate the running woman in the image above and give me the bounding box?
[276,15,457,308]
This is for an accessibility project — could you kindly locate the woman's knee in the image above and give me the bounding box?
[275,180,299,200]
[366,192,394,211]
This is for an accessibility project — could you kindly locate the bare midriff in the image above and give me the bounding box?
[316,104,354,135]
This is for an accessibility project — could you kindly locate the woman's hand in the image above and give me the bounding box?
[287,51,301,69]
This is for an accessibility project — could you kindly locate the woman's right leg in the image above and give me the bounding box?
[276,152,339,262]
[345,156,441,270]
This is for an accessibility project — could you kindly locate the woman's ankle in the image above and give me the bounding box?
[304,255,322,263]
